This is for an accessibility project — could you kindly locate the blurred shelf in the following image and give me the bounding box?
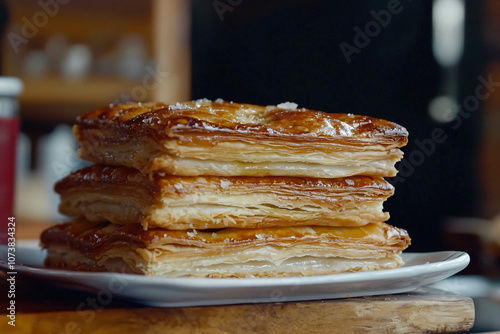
[3,0,191,123]
[20,75,142,105]
[18,75,147,121]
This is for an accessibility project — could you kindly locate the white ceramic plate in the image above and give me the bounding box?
[0,241,469,307]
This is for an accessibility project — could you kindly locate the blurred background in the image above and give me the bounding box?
[1,0,500,330]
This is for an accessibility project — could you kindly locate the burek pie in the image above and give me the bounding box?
[41,219,410,278]
[74,99,408,178]
[55,165,395,230]
[41,99,411,278]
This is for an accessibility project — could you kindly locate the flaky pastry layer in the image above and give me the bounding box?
[55,165,394,229]
[74,99,408,177]
[41,219,410,277]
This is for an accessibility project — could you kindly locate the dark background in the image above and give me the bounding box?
[192,0,484,252]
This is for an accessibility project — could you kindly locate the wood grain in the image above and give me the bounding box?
[0,281,474,334]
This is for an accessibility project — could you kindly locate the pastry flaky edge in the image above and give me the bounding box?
[55,165,395,230]
[74,99,408,178]
[40,219,411,278]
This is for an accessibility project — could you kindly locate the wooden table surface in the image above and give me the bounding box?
[0,221,475,333]
[0,272,475,334]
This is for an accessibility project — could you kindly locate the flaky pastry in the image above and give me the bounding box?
[41,219,411,277]
[55,165,395,229]
[74,99,408,178]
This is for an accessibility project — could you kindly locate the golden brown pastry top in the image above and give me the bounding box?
[75,99,408,146]
[54,164,395,198]
[41,219,410,252]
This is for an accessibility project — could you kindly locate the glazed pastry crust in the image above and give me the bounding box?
[41,219,411,277]
[74,99,408,177]
[55,165,394,229]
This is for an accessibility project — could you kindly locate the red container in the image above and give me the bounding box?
[0,77,23,244]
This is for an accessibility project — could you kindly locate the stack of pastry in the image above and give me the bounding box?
[41,99,411,277]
